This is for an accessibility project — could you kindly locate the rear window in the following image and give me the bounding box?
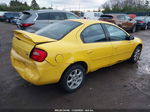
[20,12,31,20]
[36,21,82,40]
[100,15,113,19]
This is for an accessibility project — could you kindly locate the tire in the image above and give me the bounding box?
[60,64,86,93]
[131,25,136,33]
[130,46,142,63]
[143,25,148,30]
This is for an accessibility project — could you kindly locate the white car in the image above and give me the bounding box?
[81,12,103,20]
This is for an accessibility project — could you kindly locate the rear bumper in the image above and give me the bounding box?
[136,24,146,29]
[11,48,67,85]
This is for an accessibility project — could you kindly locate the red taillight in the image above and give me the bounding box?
[21,23,33,27]
[30,49,47,62]
[138,21,144,23]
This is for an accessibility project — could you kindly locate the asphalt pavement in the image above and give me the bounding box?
[0,22,150,111]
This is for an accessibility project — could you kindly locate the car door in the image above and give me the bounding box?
[80,23,112,71]
[49,12,67,24]
[104,24,134,64]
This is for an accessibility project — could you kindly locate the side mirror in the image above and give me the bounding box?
[126,35,134,40]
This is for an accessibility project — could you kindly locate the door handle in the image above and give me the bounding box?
[87,50,93,54]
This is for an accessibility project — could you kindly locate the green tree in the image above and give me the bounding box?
[31,0,40,10]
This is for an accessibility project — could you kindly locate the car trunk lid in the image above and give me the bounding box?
[12,30,56,59]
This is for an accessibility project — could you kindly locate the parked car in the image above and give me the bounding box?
[17,10,80,33]
[11,19,143,92]
[3,12,21,23]
[134,16,150,30]
[99,14,137,33]
[0,11,7,21]
[80,12,103,20]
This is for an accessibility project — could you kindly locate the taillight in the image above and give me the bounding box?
[21,23,33,27]
[138,21,144,23]
[30,48,47,62]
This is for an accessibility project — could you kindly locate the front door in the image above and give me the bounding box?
[104,24,134,64]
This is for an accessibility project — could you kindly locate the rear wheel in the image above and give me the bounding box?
[143,25,148,30]
[130,46,142,63]
[60,64,86,93]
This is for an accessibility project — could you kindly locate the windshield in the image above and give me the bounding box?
[36,21,82,40]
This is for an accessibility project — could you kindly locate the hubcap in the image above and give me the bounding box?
[67,69,83,89]
[134,48,141,61]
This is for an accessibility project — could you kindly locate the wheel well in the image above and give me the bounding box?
[137,44,142,49]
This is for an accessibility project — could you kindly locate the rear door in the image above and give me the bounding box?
[104,24,134,64]
[80,23,112,71]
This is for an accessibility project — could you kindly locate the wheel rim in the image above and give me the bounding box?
[134,48,141,61]
[133,26,136,32]
[145,25,148,30]
[67,69,83,90]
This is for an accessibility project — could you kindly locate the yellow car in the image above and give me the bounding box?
[11,19,143,92]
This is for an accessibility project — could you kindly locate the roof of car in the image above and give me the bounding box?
[69,19,113,25]
[24,10,73,14]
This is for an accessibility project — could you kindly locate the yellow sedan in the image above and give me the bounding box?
[11,19,143,92]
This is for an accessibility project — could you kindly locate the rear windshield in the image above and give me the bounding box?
[100,15,113,19]
[36,21,82,40]
[135,16,145,20]
[20,12,31,20]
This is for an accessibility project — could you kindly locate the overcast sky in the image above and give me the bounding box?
[0,0,107,10]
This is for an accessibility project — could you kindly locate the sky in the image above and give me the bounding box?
[0,0,107,11]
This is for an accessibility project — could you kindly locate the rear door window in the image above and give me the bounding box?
[49,12,67,20]
[37,13,49,20]
[81,24,107,43]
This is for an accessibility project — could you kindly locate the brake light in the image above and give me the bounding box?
[21,23,33,27]
[138,21,144,23]
[30,49,47,62]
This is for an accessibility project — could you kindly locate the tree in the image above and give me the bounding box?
[31,0,40,10]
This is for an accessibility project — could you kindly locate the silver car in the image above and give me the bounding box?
[17,10,80,33]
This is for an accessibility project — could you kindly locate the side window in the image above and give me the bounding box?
[37,13,49,20]
[49,12,67,20]
[66,13,79,19]
[117,15,125,20]
[81,24,106,43]
[105,24,127,41]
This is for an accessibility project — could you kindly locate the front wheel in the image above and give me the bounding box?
[60,64,86,93]
[130,46,142,63]
[131,25,136,33]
